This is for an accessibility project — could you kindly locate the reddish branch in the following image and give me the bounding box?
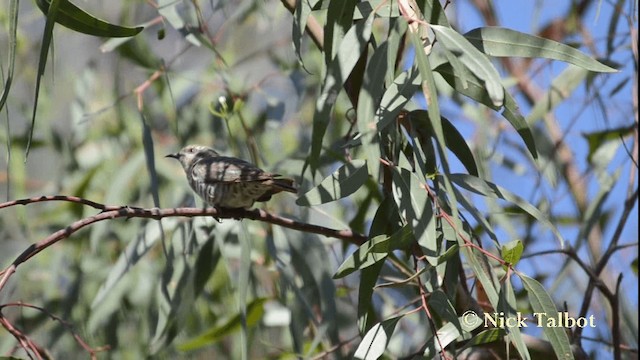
[0,195,367,292]
[0,195,366,358]
[0,302,110,360]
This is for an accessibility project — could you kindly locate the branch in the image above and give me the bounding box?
[0,196,368,294]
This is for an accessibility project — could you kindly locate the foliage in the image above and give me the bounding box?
[0,0,637,359]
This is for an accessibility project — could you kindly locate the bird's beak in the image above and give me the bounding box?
[165,153,180,159]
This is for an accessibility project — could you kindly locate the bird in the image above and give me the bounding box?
[166,144,297,209]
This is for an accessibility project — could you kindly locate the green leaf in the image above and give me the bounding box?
[458,328,506,350]
[499,277,531,359]
[333,225,413,278]
[423,312,482,356]
[408,110,479,176]
[429,290,462,332]
[358,261,385,333]
[408,27,461,223]
[526,65,589,125]
[34,0,143,37]
[0,0,18,113]
[464,27,617,73]
[391,166,437,264]
[293,0,321,63]
[447,174,564,246]
[354,0,399,19]
[501,240,524,266]
[461,245,500,308]
[583,124,635,163]
[376,69,420,131]
[354,316,402,359]
[296,159,368,206]
[357,41,389,181]
[100,19,160,54]
[431,24,504,107]
[27,0,63,158]
[307,15,374,172]
[433,62,538,159]
[177,298,267,351]
[520,274,575,360]
[324,0,358,65]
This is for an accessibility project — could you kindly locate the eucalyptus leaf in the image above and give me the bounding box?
[297,159,368,206]
[34,0,143,37]
[520,274,575,360]
[447,174,564,246]
[431,24,504,107]
[464,27,617,73]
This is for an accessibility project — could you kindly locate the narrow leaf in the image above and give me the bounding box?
[34,0,142,37]
[448,174,564,246]
[0,0,18,113]
[333,225,413,278]
[500,277,531,359]
[464,27,617,73]
[296,159,368,206]
[178,298,267,350]
[431,24,504,107]
[434,63,537,158]
[308,16,374,172]
[520,274,575,360]
[354,317,401,359]
[27,0,63,158]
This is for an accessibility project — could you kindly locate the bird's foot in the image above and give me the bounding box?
[210,206,243,221]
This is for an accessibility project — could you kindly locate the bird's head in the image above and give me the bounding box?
[166,144,219,169]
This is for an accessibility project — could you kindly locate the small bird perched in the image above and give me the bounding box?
[166,144,297,209]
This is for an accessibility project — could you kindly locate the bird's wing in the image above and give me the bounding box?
[191,156,275,184]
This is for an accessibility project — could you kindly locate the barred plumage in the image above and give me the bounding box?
[167,144,297,208]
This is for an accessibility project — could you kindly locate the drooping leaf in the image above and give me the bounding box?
[409,27,461,223]
[358,261,384,334]
[499,276,531,360]
[464,27,617,73]
[0,0,18,113]
[297,159,368,206]
[34,0,143,37]
[26,0,62,158]
[357,41,389,181]
[526,65,589,125]
[307,15,374,172]
[429,290,462,332]
[431,25,504,107]
[293,0,321,63]
[520,274,575,360]
[391,165,437,264]
[447,174,564,246]
[423,312,482,356]
[354,316,402,359]
[324,0,358,65]
[177,298,267,351]
[433,62,537,159]
[408,110,479,176]
[333,225,413,278]
[461,245,500,308]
